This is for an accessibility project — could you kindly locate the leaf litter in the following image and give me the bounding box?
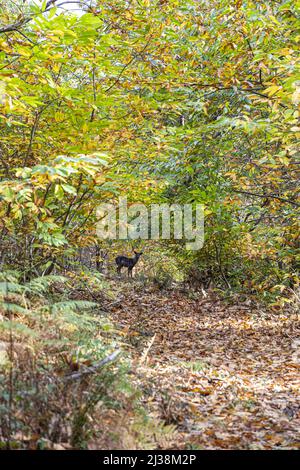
[107,281,300,450]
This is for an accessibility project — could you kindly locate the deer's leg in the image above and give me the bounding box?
[117,265,121,276]
[128,267,132,278]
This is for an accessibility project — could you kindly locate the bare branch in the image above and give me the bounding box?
[63,350,121,381]
[0,18,31,34]
[233,190,300,207]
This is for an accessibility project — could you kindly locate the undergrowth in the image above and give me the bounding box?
[0,271,175,449]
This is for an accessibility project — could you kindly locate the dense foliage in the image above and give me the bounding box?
[0,0,299,302]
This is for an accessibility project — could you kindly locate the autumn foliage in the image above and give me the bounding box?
[0,0,299,450]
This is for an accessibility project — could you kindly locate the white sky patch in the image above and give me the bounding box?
[33,1,94,16]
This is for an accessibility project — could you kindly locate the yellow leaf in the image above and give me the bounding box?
[264,85,282,97]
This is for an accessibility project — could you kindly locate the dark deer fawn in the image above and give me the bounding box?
[115,251,143,277]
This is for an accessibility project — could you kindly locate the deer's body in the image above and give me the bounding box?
[115,251,143,277]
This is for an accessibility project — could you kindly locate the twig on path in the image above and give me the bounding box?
[139,334,156,365]
[63,350,121,381]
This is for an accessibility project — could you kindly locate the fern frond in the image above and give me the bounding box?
[0,320,37,337]
[0,302,28,315]
[50,300,98,314]
[0,271,21,283]
[25,275,67,294]
[0,282,25,294]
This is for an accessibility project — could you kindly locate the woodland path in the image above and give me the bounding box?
[108,281,300,450]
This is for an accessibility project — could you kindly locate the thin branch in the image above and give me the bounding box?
[63,350,121,381]
[139,334,156,365]
[213,241,231,290]
[24,112,41,165]
[0,18,31,34]
[24,101,55,165]
[105,35,153,93]
[15,29,37,45]
[240,88,287,108]
[90,48,97,122]
[233,190,300,207]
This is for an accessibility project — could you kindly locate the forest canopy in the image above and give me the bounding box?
[0,0,299,303]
